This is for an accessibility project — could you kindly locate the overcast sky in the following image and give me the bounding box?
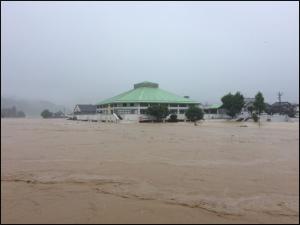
[1,1,299,107]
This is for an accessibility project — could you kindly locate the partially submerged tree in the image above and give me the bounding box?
[252,112,259,122]
[253,92,265,115]
[41,109,53,118]
[221,92,245,118]
[185,106,204,125]
[168,114,178,122]
[146,105,169,122]
[247,105,254,115]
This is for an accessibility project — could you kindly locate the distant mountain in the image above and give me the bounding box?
[1,97,71,117]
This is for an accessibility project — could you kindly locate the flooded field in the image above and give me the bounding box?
[1,118,299,224]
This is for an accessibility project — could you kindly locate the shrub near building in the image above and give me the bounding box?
[146,105,169,122]
[185,106,204,123]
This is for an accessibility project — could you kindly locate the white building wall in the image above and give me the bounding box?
[94,103,201,122]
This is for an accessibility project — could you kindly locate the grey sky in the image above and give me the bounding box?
[1,1,299,107]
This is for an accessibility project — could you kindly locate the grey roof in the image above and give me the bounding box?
[76,104,96,112]
[271,102,292,107]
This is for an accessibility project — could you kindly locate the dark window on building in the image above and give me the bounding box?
[179,109,186,114]
[130,103,134,107]
[116,109,135,114]
[140,109,148,114]
[179,104,187,107]
[140,103,148,107]
[160,104,168,107]
[123,103,127,107]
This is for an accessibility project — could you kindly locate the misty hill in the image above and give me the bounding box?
[1,97,71,117]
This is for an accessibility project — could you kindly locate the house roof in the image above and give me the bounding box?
[271,102,292,107]
[76,104,96,112]
[97,81,198,105]
[203,104,222,109]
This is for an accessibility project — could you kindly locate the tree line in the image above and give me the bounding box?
[145,91,277,123]
[1,106,26,118]
[41,109,65,118]
[221,91,266,119]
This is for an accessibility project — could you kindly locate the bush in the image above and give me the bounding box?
[185,106,204,122]
[252,113,259,122]
[41,109,53,118]
[146,105,169,122]
[168,114,178,122]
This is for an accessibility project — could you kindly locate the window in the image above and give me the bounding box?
[169,109,177,114]
[116,109,133,114]
[179,104,187,107]
[130,103,134,107]
[140,109,148,114]
[140,103,149,107]
[179,109,186,114]
[123,103,127,107]
[170,104,178,107]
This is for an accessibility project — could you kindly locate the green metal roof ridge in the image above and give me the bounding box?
[97,86,199,105]
[96,89,136,105]
[204,103,222,109]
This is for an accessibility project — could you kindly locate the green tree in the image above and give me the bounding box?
[185,106,204,123]
[247,105,254,114]
[146,105,169,122]
[41,109,53,118]
[253,92,265,115]
[221,92,245,118]
[252,112,259,122]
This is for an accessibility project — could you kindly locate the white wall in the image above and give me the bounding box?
[204,114,231,119]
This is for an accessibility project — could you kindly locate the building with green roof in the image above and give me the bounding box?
[96,81,200,121]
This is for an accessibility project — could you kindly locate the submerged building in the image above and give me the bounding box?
[96,81,199,121]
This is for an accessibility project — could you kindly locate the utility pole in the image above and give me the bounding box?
[278,92,283,103]
[278,92,283,115]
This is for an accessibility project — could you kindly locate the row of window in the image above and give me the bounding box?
[97,103,191,108]
[98,103,135,108]
[115,109,137,115]
[140,109,187,114]
[98,109,187,115]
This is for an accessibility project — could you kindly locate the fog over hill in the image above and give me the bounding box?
[1,97,72,117]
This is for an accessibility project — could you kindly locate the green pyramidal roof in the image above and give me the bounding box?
[97,82,198,105]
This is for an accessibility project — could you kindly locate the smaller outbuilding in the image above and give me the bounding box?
[73,104,96,115]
